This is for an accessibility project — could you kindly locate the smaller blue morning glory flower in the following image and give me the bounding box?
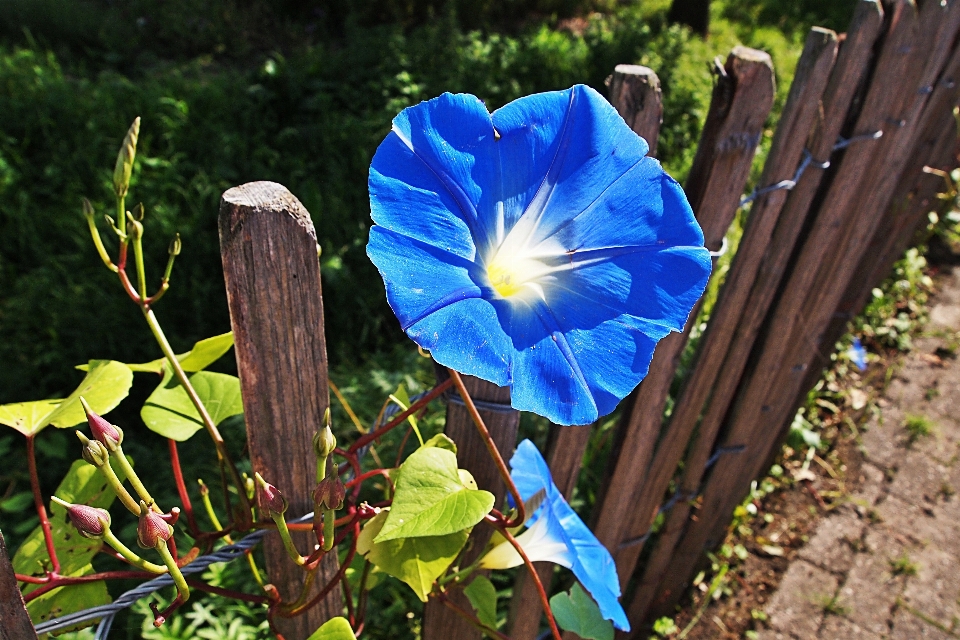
[366,85,711,425]
[848,338,867,371]
[479,439,629,631]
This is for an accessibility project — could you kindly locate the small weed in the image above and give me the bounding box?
[818,594,850,616]
[651,616,679,637]
[939,482,956,499]
[890,553,920,577]
[867,509,884,524]
[925,386,941,400]
[750,609,768,622]
[904,414,935,443]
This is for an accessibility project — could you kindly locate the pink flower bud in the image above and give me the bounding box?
[313,475,345,511]
[52,497,110,539]
[77,432,110,468]
[80,397,123,451]
[137,501,173,549]
[255,473,288,517]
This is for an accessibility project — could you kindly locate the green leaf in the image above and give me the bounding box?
[306,616,357,640]
[549,582,614,640]
[14,458,132,630]
[0,400,61,437]
[25,564,110,632]
[390,384,422,445]
[374,447,494,542]
[357,510,468,602]
[45,360,133,429]
[141,366,243,441]
[0,360,132,436]
[115,332,235,374]
[422,433,457,454]
[464,575,498,631]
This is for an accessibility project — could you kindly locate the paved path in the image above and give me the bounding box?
[759,269,960,639]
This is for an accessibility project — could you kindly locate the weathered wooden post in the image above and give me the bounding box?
[421,373,520,640]
[219,182,342,640]
[0,531,38,640]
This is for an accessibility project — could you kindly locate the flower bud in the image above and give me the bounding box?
[113,117,140,200]
[255,473,287,517]
[82,198,95,221]
[77,432,110,468]
[313,475,345,511]
[168,233,182,257]
[51,496,110,539]
[132,202,144,221]
[137,501,173,549]
[126,217,143,241]
[313,420,337,460]
[80,397,123,451]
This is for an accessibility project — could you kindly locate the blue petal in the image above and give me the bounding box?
[510,440,630,631]
[388,93,503,258]
[491,85,650,251]
[366,226,487,331]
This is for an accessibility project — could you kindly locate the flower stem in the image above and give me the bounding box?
[25,435,60,575]
[271,513,306,566]
[447,368,525,527]
[96,457,141,516]
[155,541,189,602]
[102,530,166,573]
[111,446,157,511]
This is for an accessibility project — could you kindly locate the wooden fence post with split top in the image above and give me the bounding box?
[219,181,342,640]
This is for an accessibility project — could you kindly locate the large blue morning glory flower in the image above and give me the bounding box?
[479,439,629,631]
[366,85,711,425]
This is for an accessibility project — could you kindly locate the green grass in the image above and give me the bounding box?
[904,414,935,444]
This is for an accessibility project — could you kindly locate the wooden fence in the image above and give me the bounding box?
[422,0,960,638]
[10,0,953,638]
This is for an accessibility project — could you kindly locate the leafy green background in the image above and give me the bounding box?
[0,0,861,637]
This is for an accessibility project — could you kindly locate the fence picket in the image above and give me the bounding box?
[652,0,926,621]
[219,182,342,639]
[617,26,841,629]
[590,47,775,584]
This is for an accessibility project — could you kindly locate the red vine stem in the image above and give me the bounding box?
[23,570,154,602]
[347,378,453,453]
[488,516,563,640]
[25,434,60,575]
[168,439,199,536]
[446,369,525,528]
[279,519,359,617]
[185,579,268,604]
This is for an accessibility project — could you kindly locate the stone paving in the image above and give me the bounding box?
[759,269,960,639]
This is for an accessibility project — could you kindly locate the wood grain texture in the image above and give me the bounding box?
[590,47,774,584]
[219,181,341,640]
[421,373,520,640]
[0,531,37,640]
[614,26,840,628]
[653,0,926,619]
[608,65,663,156]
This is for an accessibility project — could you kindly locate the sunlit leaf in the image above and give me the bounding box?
[0,360,132,436]
[13,458,132,629]
[0,400,62,437]
[549,582,614,640]
[374,447,493,542]
[464,575,498,631]
[422,433,457,454]
[141,366,243,441]
[306,616,358,640]
[357,510,467,602]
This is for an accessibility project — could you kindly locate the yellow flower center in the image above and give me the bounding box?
[487,259,526,298]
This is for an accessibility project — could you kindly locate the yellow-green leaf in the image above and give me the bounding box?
[464,575,498,632]
[357,510,468,602]
[374,447,493,542]
[306,616,357,640]
[141,366,243,441]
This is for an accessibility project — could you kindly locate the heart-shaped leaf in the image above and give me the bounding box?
[306,616,358,640]
[549,582,614,640]
[107,332,235,375]
[374,447,493,542]
[141,366,243,441]
[464,575,498,631]
[357,510,468,602]
[0,360,132,436]
[14,458,132,630]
